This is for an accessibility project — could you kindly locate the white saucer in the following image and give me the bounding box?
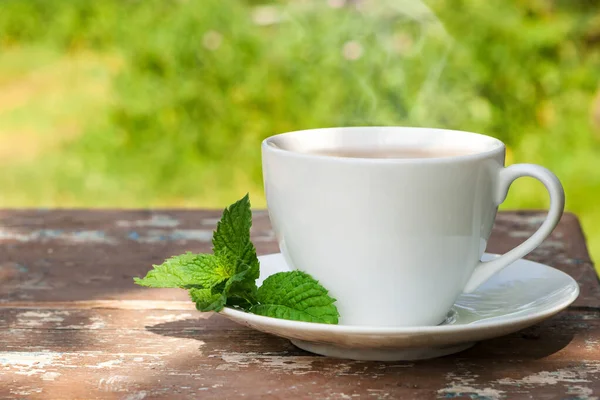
[220,253,579,361]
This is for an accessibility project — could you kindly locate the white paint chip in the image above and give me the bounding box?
[117,215,180,228]
[123,391,147,400]
[567,385,597,400]
[0,229,115,244]
[41,371,61,381]
[219,352,314,372]
[146,313,193,322]
[441,363,600,399]
[98,375,133,392]
[438,372,505,400]
[90,359,123,369]
[0,351,59,367]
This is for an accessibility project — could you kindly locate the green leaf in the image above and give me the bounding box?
[133,252,233,289]
[252,271,339,324]
[212,193,252,265]
[190,288,226,312]
[189,266,255,312]
[224,266,257,305]
[237,241,260,283]
[212,194,259,277]
[211,192,259,302]
[133,252,203,288]
[189,254,236,289]
[134,194,339,324]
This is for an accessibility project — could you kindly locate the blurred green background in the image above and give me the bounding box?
[0,0,599,270]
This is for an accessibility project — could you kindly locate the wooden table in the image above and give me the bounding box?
[1,210,599,400]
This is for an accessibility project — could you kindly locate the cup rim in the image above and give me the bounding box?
[262,126,505,164]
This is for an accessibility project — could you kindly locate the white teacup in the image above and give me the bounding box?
[262,127,564,327]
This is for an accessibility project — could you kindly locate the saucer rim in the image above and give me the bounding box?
[220,253,580,334]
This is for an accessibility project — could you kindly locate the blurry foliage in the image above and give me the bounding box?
[0,0,600,264]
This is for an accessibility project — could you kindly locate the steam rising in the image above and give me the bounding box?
[258,0,456,126]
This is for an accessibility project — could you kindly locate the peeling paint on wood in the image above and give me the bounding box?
[0,210,598,399]
[146,313,193,322]
[0,351,59,368]
[127,229,214,243]
[0,227,275,246]
[122,391,148,400]
[0,229,115,244]
[0,300,197,310]
[41,372,61,381]
[216,352,315,372]
[438,362,600,400]
[566,385,598,400]
[16,311,70,327]
[438,372,506,399]
[116,215,180,228]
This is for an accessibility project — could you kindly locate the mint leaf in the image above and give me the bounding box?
[187,254,235,289]
[134,194,259,311]
[134,252,198,288]
[134,193,339,325]
[237,242,260,286]
[251,271,339,324]
[133,252,204,288]
[211,192,259,294]
[190,288,226,312]
[189,260,256,312]
[134,252,233,289]
[213,193,252,265]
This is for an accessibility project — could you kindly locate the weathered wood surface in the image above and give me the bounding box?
[0,210,598,400]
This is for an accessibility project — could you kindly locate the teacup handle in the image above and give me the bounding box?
[463,164,565,293]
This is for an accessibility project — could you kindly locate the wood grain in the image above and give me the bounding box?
[1,308,599,399]
[0,210,599,399]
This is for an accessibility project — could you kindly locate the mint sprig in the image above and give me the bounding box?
[252,271,339,324]
[134,194,339,324]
